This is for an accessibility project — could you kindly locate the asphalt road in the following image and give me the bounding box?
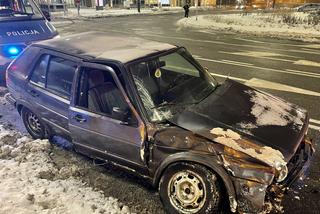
[51,10,319,214]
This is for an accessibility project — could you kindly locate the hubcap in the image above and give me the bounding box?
[27,112,42,134]
[168,170,206,213]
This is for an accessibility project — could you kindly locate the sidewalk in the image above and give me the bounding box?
[51,6,213,20]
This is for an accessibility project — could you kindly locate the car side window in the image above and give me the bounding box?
[30,54,77,100]
[30,54,49,87]
[76,67,130,120]
[46,56,77,99]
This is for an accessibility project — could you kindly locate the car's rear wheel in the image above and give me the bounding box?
[22,107,46,139]
[159,162,222,214]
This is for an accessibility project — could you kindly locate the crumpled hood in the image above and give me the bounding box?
[0,19,58,44]
[169,79,308,163]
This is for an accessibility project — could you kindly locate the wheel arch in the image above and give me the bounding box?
[16,99,34,115]
[17,102,54,139]
[153,152,237,212]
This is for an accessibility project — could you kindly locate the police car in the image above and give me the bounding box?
[0,0,58,85]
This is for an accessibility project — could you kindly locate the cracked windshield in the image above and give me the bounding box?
[130,48,217,122]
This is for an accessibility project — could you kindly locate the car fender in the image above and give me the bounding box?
[16,98,35,114]
[153,152,237,212]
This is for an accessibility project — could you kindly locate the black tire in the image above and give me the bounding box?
[159,162,222,214]
[21,107,47,139]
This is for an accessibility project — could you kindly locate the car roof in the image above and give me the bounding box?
[34,31,177,63]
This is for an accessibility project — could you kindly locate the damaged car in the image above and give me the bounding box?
[5,32,315,214]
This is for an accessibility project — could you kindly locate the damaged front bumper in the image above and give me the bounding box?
[265,137,315,213]
[230,137,315,213]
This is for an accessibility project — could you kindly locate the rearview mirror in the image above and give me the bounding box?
[159,61,166,67]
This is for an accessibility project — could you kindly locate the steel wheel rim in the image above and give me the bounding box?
[168,170,206,214]
[27,112,42,135]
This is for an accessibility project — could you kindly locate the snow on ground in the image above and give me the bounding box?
[52,7,184,19]
[177,12,320,42]
[0,92,131,214]
[0,88,26,134]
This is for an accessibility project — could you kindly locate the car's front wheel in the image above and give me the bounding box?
[21,107,47,139]
[159,162,222,214]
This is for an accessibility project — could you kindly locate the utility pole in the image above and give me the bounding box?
[137,0,141,13]
[195,0,198,21]
[272,0,276,9]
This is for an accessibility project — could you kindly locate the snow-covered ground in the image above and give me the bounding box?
[177,12,320,42]
[0,126,131,214]
[51,6,214,19]
[52,7,184,19]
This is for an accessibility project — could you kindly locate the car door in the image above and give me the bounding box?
[69,62,146,168]
[26,50,79,136]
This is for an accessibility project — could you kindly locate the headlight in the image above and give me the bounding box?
[275,162,288,182]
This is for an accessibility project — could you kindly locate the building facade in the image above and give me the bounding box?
[38,0,320,9]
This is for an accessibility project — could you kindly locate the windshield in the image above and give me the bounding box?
[0,0,42,18]
[130,48,218,122]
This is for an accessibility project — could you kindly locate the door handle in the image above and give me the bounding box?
[27,89,39,97]
[119,121,130,126]
[74,114,87,123]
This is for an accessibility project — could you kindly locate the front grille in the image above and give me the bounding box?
[282,138,314,187]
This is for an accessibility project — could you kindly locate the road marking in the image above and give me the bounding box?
[210,73,247,82]
[310,119,320,125]
[198,57,320,79]
[225,51,299,59]
[294,60,320,68]
[244,78,320,97]
[236,38,266,44]
[309,124,320,131]
[137,33,320,56]
[221,59,253,66]
[210,73,320,97]
[301,44,320,49]
[285,69,320,77]
[198,29,217,35]
[219,51,297,63]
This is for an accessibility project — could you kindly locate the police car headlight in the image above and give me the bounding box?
[275,162,288,182]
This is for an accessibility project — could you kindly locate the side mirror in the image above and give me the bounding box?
[112,107,130,123]
[204,67,209,72]
[41,9,51,21]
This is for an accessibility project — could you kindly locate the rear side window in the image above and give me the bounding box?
[47,56,77,99]
[30,55,49,87]
[30,54,77,100]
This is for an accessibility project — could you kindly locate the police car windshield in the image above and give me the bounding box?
[0,0,42,17]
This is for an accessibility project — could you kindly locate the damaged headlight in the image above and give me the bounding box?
[275,162,288,182]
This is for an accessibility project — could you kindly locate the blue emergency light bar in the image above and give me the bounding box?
[1,45,24,58]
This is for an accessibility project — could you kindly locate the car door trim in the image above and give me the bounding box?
[42,117,70,134]
[72,139,146,168]
[69,122,139,147]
